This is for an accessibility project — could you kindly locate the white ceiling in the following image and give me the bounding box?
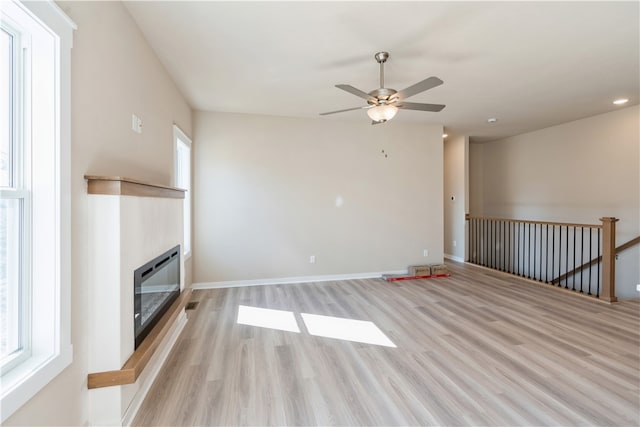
[124,1,639,142]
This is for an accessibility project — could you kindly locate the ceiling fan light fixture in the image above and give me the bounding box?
[367,104,398,122]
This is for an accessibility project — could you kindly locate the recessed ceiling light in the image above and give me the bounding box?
[442,133,448,138]
[613,98,629,105]
[487,117,498,123]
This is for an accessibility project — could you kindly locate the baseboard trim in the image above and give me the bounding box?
[193,270,408,289]
[444,254,465,263]
[122,310,188,427]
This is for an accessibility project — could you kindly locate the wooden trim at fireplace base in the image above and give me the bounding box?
[87,288,192,389]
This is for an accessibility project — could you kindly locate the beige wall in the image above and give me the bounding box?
[469,142,485,216]
[5,2,192,425]
[471,105,639,298]
[193,111,444,284]
[443,135,469,260]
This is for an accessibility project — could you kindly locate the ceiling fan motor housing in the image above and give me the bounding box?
[368,87,398,105]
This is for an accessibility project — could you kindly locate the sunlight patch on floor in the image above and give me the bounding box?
[237,305,300,333]
[301,313,396,347]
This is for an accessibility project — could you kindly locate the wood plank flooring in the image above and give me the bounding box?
[132,261,640,426]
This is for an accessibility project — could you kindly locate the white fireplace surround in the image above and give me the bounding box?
[86,177,185,426]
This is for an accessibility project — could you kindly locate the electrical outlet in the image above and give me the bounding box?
[453,240,457,247]
[423,249,428,257]
[309,255,316,264]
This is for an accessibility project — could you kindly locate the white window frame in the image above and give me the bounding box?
[1,16,32,375]
[173,125,192,259]
[0,1,74,422]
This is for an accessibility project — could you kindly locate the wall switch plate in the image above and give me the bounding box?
[423,249,428,257]
[453,240,457,247]
[309,255,316,264]
[132,114,143,134]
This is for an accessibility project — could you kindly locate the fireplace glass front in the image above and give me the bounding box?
[134,245,180,349]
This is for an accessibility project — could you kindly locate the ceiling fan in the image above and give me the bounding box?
[320,52,445,125]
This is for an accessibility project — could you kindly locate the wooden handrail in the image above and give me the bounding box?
[552,235,640,286]
[616,235,640,253]
[465,213,601,229]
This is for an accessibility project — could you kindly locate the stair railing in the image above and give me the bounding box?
[465,215,620,302]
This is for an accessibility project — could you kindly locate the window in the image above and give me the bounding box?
[0,1,74,422]
[1,13,30,375]
[174,125,192,258]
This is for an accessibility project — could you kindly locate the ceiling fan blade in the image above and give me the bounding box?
[396,77,443,100]
[335,84,375,101]
[319,106,371,116]
[397,102,446,112]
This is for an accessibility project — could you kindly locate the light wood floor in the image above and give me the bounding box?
[133,261,640,426]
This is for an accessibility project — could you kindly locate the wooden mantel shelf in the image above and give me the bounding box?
[85,175,185,199]
[87,288,192,389]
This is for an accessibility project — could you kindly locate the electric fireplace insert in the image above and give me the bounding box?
[134,245,180,349]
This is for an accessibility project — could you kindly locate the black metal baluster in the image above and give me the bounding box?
[521,222,527,277]
[477,218,480,264]
[484,219,487,267]
[493,220,496,270]
[518,222,522,276]
[589,228,593,295]
[473,218,476,263]
[494,220,498,270]
[486,218,489,267]
[580,227,584,293]
[597,228,601,297]
[487,220,493,267]
[507,221,513,273]
[516,222,520,275]
[500,220,504,271]
[518,222,524,276]
[480,219,483,265]
[499,220,502,270]
[558,226,562,288]
[527,223,531,279]
[539,223,543,282]
[533,223,537,280]
[484,218,487,267]
[571,226,575,291]
[565,225,569,288]
[551,224,555,285]
[469,218,478,264]
[545,224,549,283]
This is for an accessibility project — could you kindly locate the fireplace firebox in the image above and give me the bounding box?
[134,245,180,349]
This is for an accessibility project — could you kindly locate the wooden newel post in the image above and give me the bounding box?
[599,217,619,302]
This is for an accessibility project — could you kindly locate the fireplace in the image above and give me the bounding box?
[134,245,181,348]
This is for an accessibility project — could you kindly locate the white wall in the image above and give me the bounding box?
[471,105,639,298]
[5,2,192,425]
[443,135,469,260]
[193,111,444,284]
